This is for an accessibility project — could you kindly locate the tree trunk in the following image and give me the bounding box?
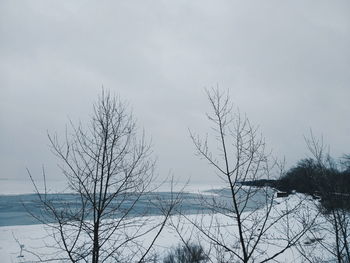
[92,223,100,263]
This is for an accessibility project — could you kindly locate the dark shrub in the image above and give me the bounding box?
[163,243,208,263]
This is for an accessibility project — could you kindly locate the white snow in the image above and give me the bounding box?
[0,182,337,262]
[0,194,333,263]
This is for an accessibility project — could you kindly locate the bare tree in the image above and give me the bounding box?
[28,90,178,263]
[299,132,350,263]
[179,88,315,262]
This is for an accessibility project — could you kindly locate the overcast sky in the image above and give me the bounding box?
[1,1,349,184]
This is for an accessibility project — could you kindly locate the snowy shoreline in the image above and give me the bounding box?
[0,194,324,263]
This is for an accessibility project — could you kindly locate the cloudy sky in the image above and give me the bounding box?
[1,1,349,184]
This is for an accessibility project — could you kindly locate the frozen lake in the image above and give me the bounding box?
[0,192,208,226]
[0,179,272,226]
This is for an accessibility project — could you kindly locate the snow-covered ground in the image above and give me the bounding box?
[0,215,300,262]
[0,181,336,262]
[0,208,324,263]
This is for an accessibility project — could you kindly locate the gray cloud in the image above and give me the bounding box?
[1,0,349,183]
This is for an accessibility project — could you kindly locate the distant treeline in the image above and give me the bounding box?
[243,155,350,210]
[278,158,350,193]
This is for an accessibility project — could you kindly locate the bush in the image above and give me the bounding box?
[163,243,208,263]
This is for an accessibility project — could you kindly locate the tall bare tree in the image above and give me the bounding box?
[299,133,350,263]
[28,90,178,263]
[180,88,315,262]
